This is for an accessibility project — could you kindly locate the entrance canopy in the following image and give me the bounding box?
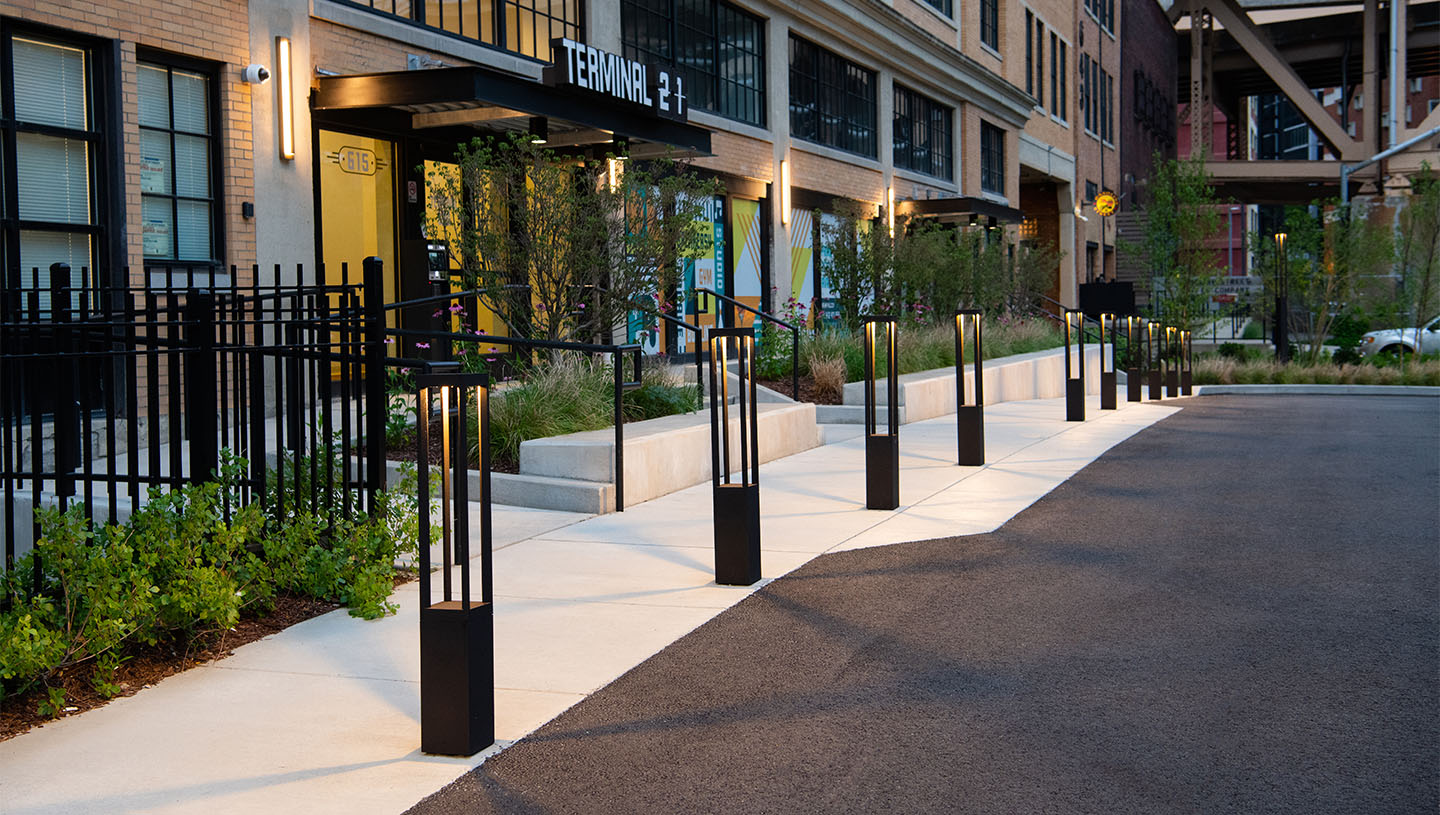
[895,196,1025,225]
[313,65,712,157]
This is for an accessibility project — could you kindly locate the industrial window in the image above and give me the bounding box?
[1055,39,1067,121]
[1,29,106,307]
[980,121,1004,195]
[138,59,219,264]
[980,0,999,51]
[1024,11,1032,97]
[338,0,581,62]
[893,85,953,180]
[622,0,766,126]
[1080,53,1091,132]
[1033,19,1043,108]
[789,35,877,158]
[921,0,953,16]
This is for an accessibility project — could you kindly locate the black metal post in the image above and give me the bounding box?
[954,309,984,465]
[184,289,218,480]
[416,368,494,757]
[863,315,899,509]
[707,327,761,586]
[49,264,78,498]
[1180,329,1194,395]
[1146,320,1163,400]
[1064,308,1085,422]
[1164,326,1180,397]
[1125,315,1143,402]
[1099,312,1117,410]
[363,257,387,512]
[1274,232,1290,364]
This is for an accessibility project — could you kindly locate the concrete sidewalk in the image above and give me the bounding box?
[0,395,1178,815]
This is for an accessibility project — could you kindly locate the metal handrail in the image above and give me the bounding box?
[583,285,708,406]
[385,309,643,512]
[693,287,798,401]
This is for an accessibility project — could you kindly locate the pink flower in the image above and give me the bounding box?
[383,337,395,344]
[415,342,431,350]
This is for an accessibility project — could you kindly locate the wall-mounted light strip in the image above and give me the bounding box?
[277,36,294,160]
[779,159,791,225]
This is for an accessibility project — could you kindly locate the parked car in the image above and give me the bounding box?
[1357,315,1440,357]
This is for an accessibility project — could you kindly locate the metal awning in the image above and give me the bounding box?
[895,196,1026,224]
[312,66,712,157]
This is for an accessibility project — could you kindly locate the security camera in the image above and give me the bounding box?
[242,64,270,84]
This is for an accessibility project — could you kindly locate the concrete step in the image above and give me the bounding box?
[814,404,908,425]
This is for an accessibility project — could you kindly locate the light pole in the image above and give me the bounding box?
[1273,232,1289,364]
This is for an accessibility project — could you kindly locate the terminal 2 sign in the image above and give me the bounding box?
[546,38,688,122]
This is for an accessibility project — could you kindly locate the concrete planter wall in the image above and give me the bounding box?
[834,346,1106,425]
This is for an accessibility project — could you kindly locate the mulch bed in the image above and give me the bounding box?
[757,375,840,405]
[0,594,342,743]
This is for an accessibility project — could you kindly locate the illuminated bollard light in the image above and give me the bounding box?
[862,315,900,509]
[1064,308,1085,422]
[1125,315,1144,402]
[954,309,985,465]
[708,327,762,586]
[1146,320,1163,400]
[1099,312,1117,410]
[1165,325,1180,397]
[1180,329,1194,395]
[415,368,494,757]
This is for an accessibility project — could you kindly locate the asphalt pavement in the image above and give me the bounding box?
[407,395,1440,815]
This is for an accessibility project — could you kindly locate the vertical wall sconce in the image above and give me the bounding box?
[954,309,984,465]
[528,116,549,144]
[708,327,761,586]
[1180,329,1194,395]
[1063,308,1085,422]
[886,185,896,238]
[862,315,900,509]
[1124,315,1143,402]
[606,157,624,193]
[415,368,494,757]
[276,36,294,161]
[1146,320,1163,400]
[779,159,791,226]
[1164,325,1179,397]
[1099,312,1117,410]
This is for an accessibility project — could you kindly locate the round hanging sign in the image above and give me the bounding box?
[1093,190,1118,216]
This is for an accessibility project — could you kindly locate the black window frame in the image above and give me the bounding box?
[1056,38,1067,122]
[621,0,767,127]
[921,0,954,16]
[979,0,999,52]
[136,50,223,267]
[979,121,1005,195]
[333,0,582,63]
[789,35,877,159]
[0,22,116,305]
[892,84,953,181]
[1024,10,1032,98]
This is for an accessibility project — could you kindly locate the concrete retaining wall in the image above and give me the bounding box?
[838,346,1106,424]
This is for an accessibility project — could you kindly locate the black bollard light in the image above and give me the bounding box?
[1180,329,1194,395]
[863,315,900,509]
[415,368,494,757]
[708,327,761,586]
[1063,308,1085,422]
[1125,315,1143,402]
[954,309,985,465]
[1164,325,1180,397]
[1099,312,1117,410]
[1146,320,1163,400]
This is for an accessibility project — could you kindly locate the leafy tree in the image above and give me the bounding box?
[1395,164,1440,353]
[1131,155,1224,331]
[1252,200,1394,366]
[424,135,720,343]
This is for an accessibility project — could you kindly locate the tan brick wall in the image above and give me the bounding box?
[893,0,959,45]
[0,1,256,283]
[694,129,775,183]
[310,18,467,77]
[790,146,884,205]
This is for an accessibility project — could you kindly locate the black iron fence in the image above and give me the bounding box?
[2,260,389,582]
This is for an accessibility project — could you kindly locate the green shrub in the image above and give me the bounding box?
[0,454,421,714]
[1241,320,1264,340]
